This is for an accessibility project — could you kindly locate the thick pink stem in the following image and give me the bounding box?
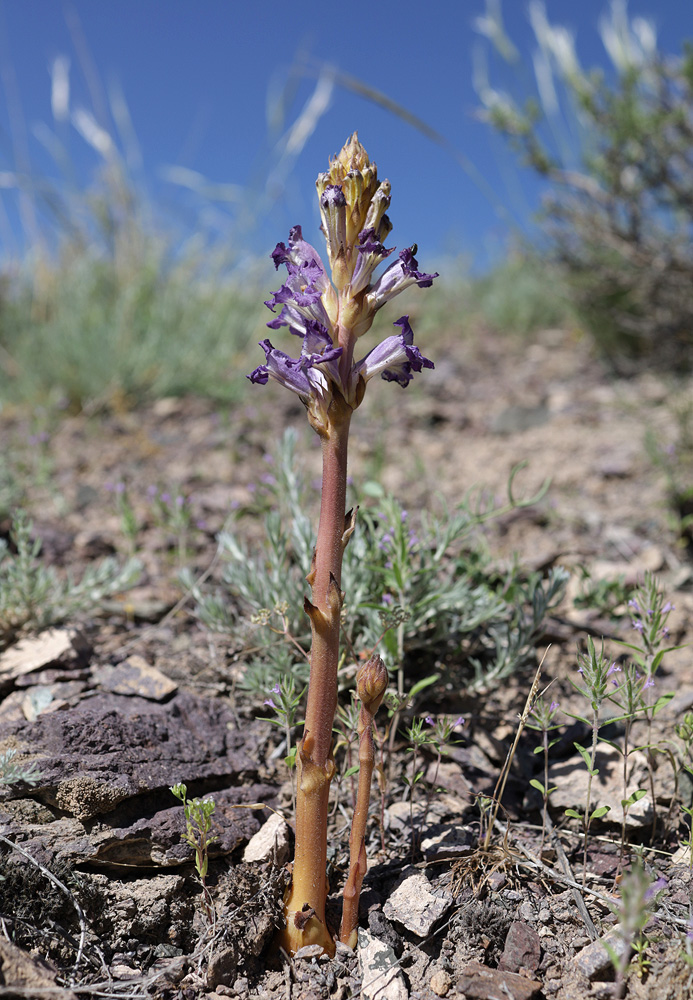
[277,396,352,956]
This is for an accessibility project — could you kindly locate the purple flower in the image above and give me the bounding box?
[628,598,641,612]
[264,698,276,710]
[319,185,347,266]
[549,701,559,713]
[645,876,667,900]
[425,716,434,725]
[349,228,395,296]
[248,339,338,406]
[365,247,439,311]
[606,663,621,678]
[453,716,465,727]
[353,317,434,387]
[632,619,644,633]
[271,683,281,695]
[642,676,655,689]
[662,602,675,614]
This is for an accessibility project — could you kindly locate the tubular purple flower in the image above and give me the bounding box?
[349,229,395,296]
[365,246,439,313]
[353,316,434,387]
[248,339,334,406]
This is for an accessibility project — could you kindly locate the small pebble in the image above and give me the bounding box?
[430,968,452,996]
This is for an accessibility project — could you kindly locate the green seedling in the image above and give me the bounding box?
[526,695,561,856]
[170,782,218,923]
[259,675,307,813]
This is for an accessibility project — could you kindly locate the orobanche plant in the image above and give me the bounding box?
[249,133,437,954]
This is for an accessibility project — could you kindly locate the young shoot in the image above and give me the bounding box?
[170,782,218,924]
[525,696,561,856]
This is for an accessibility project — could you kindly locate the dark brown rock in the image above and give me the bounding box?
[0,689,275,869]
[499,920,542,973]
[457,961,543,1000]
[0,690,258,816]
[0,938,77,998]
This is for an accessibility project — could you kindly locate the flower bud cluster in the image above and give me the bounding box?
[249,134,438,434]
[356,653,388,716]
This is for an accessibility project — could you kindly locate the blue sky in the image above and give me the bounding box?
[1,0,692,271]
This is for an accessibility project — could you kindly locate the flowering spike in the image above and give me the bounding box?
[257,135,438,958]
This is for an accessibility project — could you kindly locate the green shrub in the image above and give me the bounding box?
[477,2,693,371]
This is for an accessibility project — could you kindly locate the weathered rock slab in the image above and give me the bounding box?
[382,868,452,938]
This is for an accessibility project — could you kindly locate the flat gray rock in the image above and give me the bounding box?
[382,868,452,937]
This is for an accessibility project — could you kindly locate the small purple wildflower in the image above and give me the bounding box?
[662,602,675,614]
[271,683,281,695]
[633,619,645,633]
[425,716,434,725]
[549,701,559,713]
[628,598,641,612]
[606,662,621,678]
[645,876,668,900]
[382,593,393,606]
[264,698,276,710]
[642,676,655,689]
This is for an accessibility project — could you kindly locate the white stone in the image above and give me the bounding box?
[358,928,408,1000]
[382,868,452,937]
[242,812,291,865]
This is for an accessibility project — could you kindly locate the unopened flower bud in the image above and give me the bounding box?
[357,654,388,715]
[320,185,347,273]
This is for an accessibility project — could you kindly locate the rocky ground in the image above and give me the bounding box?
[1,325,693,999]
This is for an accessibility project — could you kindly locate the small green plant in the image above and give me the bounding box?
[565,637,616,881]
[106,481,140,554]
[404,716,433,854]
[170,782,218,923]
[0,511,141,647]
[0,749,41,787]
[605,862,666,990]
[574,567,630,619]
[620,573,679,840]
[422,713,465,827]
[259,676,307,812]
[526,695,561,855]
[148,486,199,567]
[605,662,651,869]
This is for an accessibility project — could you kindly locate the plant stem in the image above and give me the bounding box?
[582,705,600,885]
[277,399,352,957]
[540,728,549,857]
[339,654,386,948]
